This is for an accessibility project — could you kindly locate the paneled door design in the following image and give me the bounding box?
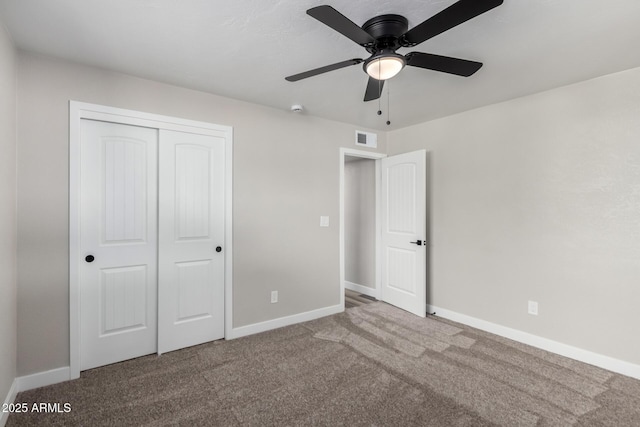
[76,109,230,373]
[79,120,159,370]
[158,130,225,354]
[381,150,427,317]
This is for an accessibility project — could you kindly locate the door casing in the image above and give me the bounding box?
[69,101,233,379]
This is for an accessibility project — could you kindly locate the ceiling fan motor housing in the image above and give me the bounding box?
[363,14,408,40]
[362,14,408,52]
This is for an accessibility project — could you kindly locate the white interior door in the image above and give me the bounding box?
[80,119,158,370]
[158,130,225,354]
[380,150,427,317]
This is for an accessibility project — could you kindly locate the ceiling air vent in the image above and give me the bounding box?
[355,130,377,148]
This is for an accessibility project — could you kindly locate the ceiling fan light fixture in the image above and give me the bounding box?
[365,54,405,80]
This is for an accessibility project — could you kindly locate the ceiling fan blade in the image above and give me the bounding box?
[285,59,363,82]
[307,6,375,46]
[406,52,482,77]
[364,77,384,102]
[402,0,503,46]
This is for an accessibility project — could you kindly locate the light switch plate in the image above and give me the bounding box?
[320,216,329,227]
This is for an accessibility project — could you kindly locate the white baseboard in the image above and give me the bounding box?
[1,379,18,427]
[428,305,640,381]
[16,367,70,393]
[227,303,343,340]
[344,281,378,299]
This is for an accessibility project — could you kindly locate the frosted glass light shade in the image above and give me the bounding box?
[366,56,405,80]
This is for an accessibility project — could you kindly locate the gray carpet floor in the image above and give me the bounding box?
[8,302,640,426]
[345,289,377,309]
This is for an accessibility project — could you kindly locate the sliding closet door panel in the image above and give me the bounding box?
[158,130,225,354]
[80,119,158,370]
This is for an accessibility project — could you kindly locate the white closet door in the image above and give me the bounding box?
[80,120,158,370]
[381,150,427,317]
[158,130,225,354]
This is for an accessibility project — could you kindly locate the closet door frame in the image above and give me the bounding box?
[69,101,233,380]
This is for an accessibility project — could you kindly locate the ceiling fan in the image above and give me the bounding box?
[285,0,503,102]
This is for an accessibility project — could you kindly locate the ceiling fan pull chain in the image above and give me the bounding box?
[386,82,391,126]
[377,59,382,116]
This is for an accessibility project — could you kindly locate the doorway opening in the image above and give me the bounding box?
[340,148,429,317]
[339,149,385,310]
[344,156,377,302]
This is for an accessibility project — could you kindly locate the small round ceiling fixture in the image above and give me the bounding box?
[291,104,304,113]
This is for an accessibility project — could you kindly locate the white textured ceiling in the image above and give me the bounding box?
[1,0,640,130]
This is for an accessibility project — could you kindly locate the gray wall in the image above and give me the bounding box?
[0,24,17,401]
[16,52,386,376]
[12,48,640,377]
[344,158,375,289]
[388,67,640,366]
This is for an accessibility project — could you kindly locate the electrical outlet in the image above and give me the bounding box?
[271,291,278,304]
[528,300,538,316]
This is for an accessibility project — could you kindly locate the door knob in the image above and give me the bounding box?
[215,246,222,253]
[409,240,423,246]
[85,255,95,263]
